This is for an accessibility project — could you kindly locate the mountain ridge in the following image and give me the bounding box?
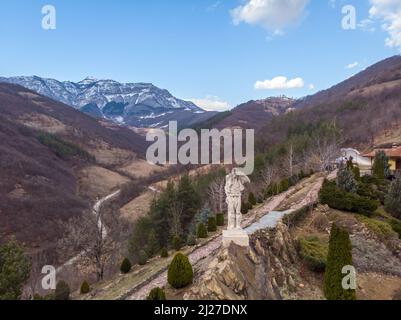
[0,76,216,128]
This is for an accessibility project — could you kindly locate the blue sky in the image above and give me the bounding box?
[0,0,400,110]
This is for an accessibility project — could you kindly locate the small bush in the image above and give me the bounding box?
[390,219,401,239]
[279,178,290,192]
[358,216,397,240]
[352,167,361,180]
[160,248,169,258]
[298,236,328,272]
[80,280,90,294]
[172,236,182,251]
[312,214,330,232]
[187,234,197,246]
[197,223,208,239]
[241,202,251,214]
[357,182,380,201]
[147,287,166,300]
[120,258,132,274]
[138,250,148,265]
[283,206,312,228]
[216,213,225,226]
[168,253,194,289]
[208,216,217,232]
[248,192,257,206]
[55,281,70,301]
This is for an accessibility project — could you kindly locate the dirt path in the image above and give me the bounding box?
[57,190,120,273]
[127,174,326,300]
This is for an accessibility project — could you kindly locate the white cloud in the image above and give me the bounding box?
[358,18,376,32]
[345,62,359,69]
[369,0,401,51]
[309,83,315,90]
[255,76,304,90]
[189,96,231,112]
[230,0,310,33]
[207,1,222,12]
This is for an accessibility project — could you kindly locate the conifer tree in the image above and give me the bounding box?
[336,163,358,193]
[373,151,391,179]
[167,253,193,289]
[324,224,356,300]
[385,174,401,219]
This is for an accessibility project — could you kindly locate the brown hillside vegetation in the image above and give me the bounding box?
[257,56,401,151]
[216,97,295,132]
[0,84,148,255]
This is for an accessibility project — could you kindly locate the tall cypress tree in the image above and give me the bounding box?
[372,151,391,179]
[324,224,356,300]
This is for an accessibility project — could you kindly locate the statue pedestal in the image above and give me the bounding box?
[223,229,249,247]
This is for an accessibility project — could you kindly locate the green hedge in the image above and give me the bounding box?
[320,180,378,217]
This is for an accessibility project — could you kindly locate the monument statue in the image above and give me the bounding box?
[223,168,251,247]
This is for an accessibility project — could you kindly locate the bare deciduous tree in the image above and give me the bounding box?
[261,165,276,186]
[25,251,48,299]
[59,206,118,281]
[207,177,226,213]
[308,135,340,172]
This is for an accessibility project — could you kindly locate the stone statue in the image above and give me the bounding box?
[223,168,251,247]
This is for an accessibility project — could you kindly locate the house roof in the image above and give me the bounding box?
[363,146,401,158]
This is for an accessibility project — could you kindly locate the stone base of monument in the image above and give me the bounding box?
[223,229,249,247]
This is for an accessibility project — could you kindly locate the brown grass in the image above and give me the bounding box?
[77,166,130,199]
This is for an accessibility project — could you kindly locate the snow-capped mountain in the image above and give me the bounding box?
[0,76,215,128]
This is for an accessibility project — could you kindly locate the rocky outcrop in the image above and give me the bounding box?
[184,222,302,300]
